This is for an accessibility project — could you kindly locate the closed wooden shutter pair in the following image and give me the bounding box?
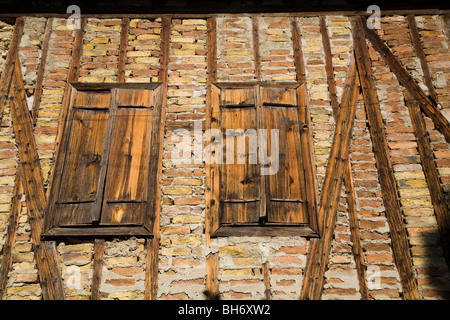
[44,83,163,237]
[208,83,318,237]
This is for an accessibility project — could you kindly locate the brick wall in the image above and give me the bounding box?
[0,14,449,300]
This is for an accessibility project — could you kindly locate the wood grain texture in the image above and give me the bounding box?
[117,18,129,83]
[10,59,64,300]
[291,17,306,83]
[90,239,105,300]
[351,16,420,300]
[252,16,261,81]
[206,252,219,299]
[405,90,450,271]
[360,15,450,144]
[262,261,272,300]
[31,17,53,125]
[0,17,24,124]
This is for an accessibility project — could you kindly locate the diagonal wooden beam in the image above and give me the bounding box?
[359,16,450,144]
[0,17,24,124]
[0,172,23,299]
[351,16,420,300]
[407,14,438,105]
[31,17,53,126]
[320,17,369,299]
[10,58,65,300]
[300,55,360,300]
[405,90,450,271]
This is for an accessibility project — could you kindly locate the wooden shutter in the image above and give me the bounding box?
[100,88,155,225]
[55,90,111,226]
[218,87,261,224]
[261,87,308,224]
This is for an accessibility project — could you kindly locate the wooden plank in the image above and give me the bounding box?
[442,15,450,47]
[0,172,23,300]
[320,16,339,116]
[300,54,360,300]
[351,16,420,300]
[252,16,261,81]
[117,18,129,83]
[291,17,306,83]
[143,17,171,301]
[405,90,450,271]
[10,59,64,300]
[262,261,272,300]
[205,17,218,247]
[31,17,53,125]
[407,14,438,105]
[90,239,105,300]
[212,225,318,238]
[206,252,219,300]
[0,17,24,124]
[360,15,450,144]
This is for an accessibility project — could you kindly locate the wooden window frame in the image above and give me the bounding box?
[43,82,164,238]
[207,82,319,238]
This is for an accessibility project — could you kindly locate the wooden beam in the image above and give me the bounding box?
[0,17,24,124]
[320,16,339,116]
[291,17,306,83]
[405,90,450,271]
[252,16,261,81]
[90,239,104,300]
[0,173,23,300]
[320,19,369,298]
[407,14,438,105]
[442,15,450,47]
[351,16,420,300]
[262,261,272,300]
[205,17,218,248]
[205,252,219,299]
[300,55,360,300]
[359,15,450,144]
[10,59,65,300]
[31,17,53,125]
[117,17,129,83]
[144,16,171,301]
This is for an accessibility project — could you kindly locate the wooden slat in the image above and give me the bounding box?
[360,15,450,144]
[252,16,261,81]
[31,17,53,125]
[0,172,23,300]
[206,252,219,300]
[117,18,129,83]
[10,59,64,300]
[351,16,420,300]
[262,261,272,300]
[320,16,339,116]
[291,17,306,82]
[0,17,24,124]
[442,15,450,47]
[405,90,450,270]
[90,239,105,300]
[407,14,438,105]
[205,17,218,247]
[300,54,360,300]
[143,16,171,301]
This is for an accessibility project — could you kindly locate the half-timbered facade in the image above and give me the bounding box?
[0,1,449,300]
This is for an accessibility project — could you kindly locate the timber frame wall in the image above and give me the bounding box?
[0,10,449,300]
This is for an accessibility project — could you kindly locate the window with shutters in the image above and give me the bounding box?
[207,82,319,238]
[43,83,164,237]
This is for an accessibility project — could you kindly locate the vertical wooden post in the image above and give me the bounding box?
[90,239,105,300]
[252,16,261,81]
[206,252,219,299]
[262,261,272,300]
[117,18,129,83]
